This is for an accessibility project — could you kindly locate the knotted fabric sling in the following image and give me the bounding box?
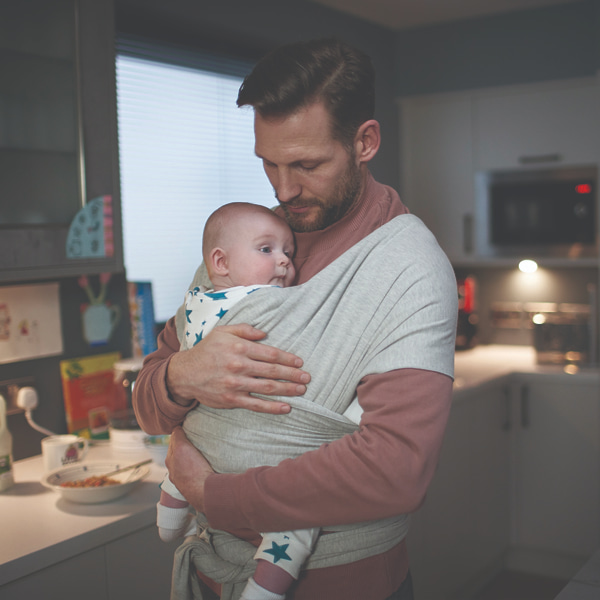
[171,214,458,600]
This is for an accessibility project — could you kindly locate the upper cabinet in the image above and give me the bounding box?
[0,0,123,282]
[474,79,600,171]
[399,77,600,266]
[399,92,475,264]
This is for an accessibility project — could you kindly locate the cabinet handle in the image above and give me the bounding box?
[520,385,530,429]
[502,385,511,431]
[518,153,562,165]
[463,214,473,254]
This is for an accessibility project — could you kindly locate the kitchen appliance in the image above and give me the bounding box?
[475,166,598,259]
[456,276,478,350]
[532,303,591,365]
[110,358,145,452]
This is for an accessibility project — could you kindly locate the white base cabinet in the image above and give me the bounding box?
[408,379,511,600]
[0,526,180,600]
[508,374,600,578]
[408,372,599,599]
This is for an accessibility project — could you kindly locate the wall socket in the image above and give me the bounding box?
[0,377,35,415]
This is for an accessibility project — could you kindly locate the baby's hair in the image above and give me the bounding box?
[202,202,281,261]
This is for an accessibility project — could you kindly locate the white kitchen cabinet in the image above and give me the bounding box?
[409,378,511,599]
[0,526,180,600]
[399,92,476,264]
[508,374,600,579]
[105,525,180,600]
[0,547,107,600]
[398,77,600,266]
[474,79,600,172]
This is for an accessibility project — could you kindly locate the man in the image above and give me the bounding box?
[133,38,457,600]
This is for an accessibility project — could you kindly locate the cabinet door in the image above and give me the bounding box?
[512,377,600,564]
[0,0,123,282]
[105,525,181,600]
[0,547,107,600]
[400,93,475,264]
[409,381,511,599]
[474,79,600,171]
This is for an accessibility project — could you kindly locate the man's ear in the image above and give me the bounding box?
[353,119,380,165]
[209,247,229,276]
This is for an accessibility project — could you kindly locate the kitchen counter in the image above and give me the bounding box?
[0,443,167,588]
[453,344,600,391]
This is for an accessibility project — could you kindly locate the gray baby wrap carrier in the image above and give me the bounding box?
[171,215,457,600]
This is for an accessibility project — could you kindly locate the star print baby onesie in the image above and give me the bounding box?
[181,285,271,350]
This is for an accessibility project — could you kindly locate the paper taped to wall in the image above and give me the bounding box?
[0,283,63,364]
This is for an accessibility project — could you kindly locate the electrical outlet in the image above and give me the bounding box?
[0,377,35,415]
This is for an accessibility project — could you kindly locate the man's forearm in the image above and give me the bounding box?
[203,369,453,533]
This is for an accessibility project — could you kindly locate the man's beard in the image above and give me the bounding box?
[278,160,362,233]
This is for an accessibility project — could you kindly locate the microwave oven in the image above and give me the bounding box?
[475,166,598,259]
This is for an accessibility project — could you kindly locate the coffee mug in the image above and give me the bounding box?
[42,434,89,473]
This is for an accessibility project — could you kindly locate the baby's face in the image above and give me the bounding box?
[226,211,296,288]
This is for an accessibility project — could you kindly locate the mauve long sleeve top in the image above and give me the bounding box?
[133,172,454,599]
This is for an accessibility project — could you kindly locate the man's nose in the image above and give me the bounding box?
[274,170,301,203]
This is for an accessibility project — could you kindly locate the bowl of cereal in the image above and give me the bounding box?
[42,461,150,504]
[143,434,170,468]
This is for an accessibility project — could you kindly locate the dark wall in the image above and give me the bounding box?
[2,274,132,460]
[394,0,600,96]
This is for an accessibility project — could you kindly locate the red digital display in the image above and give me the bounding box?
[575,184,592,194]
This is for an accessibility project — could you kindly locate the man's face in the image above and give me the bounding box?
[254,102,364,232]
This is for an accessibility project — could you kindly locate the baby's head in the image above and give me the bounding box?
[203,202,296,290]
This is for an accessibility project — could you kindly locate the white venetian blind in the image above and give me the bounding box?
[115,37,274,323]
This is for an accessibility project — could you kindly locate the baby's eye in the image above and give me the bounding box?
[284,250,293,258]
[259,246,272,254]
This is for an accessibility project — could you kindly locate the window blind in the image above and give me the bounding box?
[115,37,274,323]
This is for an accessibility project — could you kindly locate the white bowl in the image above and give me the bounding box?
[143,435,170,468]
[42,461,150,504]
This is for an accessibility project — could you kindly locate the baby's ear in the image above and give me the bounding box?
[209,247,229,276]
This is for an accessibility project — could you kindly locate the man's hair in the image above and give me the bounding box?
[237,38,375,148]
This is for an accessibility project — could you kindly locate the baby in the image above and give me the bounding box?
[157,202,313,600]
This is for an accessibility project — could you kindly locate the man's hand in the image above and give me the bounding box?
[166,427,213,513]
[166,323,310,414]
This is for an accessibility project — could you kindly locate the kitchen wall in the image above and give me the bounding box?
[1,275,132,460]
[393,0,600,351]
[5,0,600,459]
[393,0,600,96]
[455,266,599,348]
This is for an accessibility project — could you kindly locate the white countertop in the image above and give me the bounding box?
[0,444,165,586]
[453,344,600,391]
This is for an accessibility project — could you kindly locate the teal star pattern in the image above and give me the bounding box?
[263,542,291,564]
[193,332,202,346]
[217,307,228,319]
[185,309,192,323]
[206,291,228,300]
